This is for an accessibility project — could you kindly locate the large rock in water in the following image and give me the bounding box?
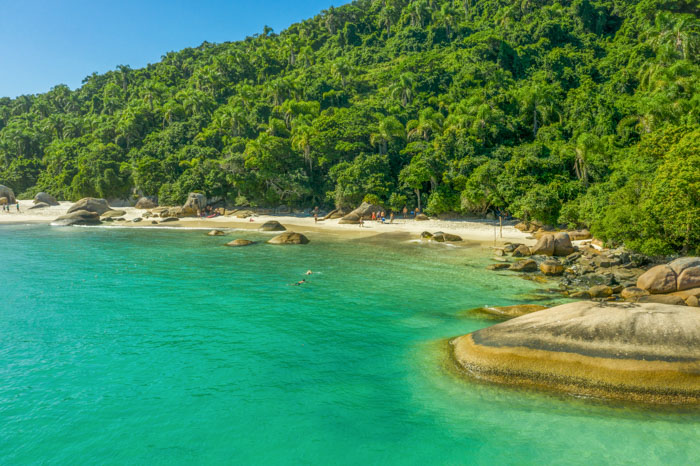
[67,198,111,215]
[52,210,101,226]
[451,301,700,404]
[260,220,286,232]
[0,185,16,204]
[268,232,309,245]
[226,239,255,247]
[34,192,59,206]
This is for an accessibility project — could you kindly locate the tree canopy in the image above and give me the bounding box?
[1,0,698,254]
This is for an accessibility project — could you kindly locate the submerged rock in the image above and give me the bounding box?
[226,239,255,247]
[268,232,310,245]
[451,301,700,404]
[463,304,547,320]
[208,230,225,236]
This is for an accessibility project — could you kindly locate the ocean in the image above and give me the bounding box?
[1,224,698,464]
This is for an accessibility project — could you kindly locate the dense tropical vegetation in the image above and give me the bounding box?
[0,0,698,254]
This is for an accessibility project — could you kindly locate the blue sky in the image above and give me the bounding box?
[0,0,339,98]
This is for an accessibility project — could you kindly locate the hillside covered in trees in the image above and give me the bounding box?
[0,0,698,254]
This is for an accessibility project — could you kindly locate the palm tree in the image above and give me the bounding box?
[371,116,405,154]
[649,12,700,61]
[407,108,443,141]
[390,73,416,107]
[291,124,317,172]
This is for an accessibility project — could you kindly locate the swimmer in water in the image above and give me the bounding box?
[292,279,307,286]
[305,270,313,275]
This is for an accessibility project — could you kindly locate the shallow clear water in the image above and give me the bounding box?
[0,224,698,465]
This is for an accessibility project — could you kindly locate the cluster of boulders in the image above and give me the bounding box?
[53,198,112,225]
[420,231,462,242]
[488,232,699,307]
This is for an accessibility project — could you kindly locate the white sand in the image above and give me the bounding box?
[0,200,534,245]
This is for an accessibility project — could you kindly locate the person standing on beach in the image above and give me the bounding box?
[390,212,394,224]
[314,213,318,223]
[359,216,364,228]
[16,202,20,212]
[402,206,407,219]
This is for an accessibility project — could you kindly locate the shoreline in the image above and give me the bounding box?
[0,200,534,245]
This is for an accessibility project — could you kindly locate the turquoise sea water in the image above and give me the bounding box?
[1,224,698,465]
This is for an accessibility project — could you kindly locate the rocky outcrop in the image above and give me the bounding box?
[540,260,564,276]
[67,198,111,215]
[183,193,206,214]
[671,257,700,291]
[637,265,677,294]
[529,233,574,257]
[636,258,700,295]
[621,287,650,300]
[52,210,101,226]
[529,235,555,256]
[208,230,225,236]
[28,202,49,210]
[268,232,310,245]
[589,285,613,298]
[0,185,16,204]
[226,239,255,247]
[553,233,575,256]
[512,245,531,257]
[34,192,59,206]
[509,259,537,272]
[486,263,511,271]
[135,197,157,209]
[420,231,433,239]
[451,301,700,404]
[415,213,430,221]
[260,220,286,232]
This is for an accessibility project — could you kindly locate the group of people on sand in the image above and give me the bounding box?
[2,202,19,213]
[359,209,406,228]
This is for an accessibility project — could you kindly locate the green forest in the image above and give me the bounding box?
[0,0,698,254]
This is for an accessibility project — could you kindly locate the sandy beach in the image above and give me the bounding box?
[0,200,534,245]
